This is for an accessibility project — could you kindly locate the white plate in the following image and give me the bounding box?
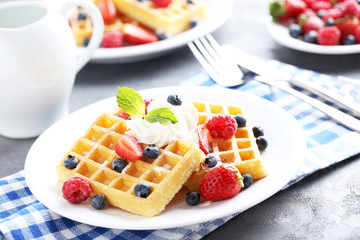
[25,86,306,230]
[266,19,360,55]
[87,0,233,63]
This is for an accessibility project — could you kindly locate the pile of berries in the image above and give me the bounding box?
[270,0,360,45]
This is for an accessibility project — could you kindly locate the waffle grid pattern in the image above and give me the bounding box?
[185,102,268,190]
[112,0,207,34]
[56,113,204,217]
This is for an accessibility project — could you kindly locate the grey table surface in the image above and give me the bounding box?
[1,0,360,239]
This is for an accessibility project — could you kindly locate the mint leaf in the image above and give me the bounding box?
[116,87,145,117]
[145,107,178,124]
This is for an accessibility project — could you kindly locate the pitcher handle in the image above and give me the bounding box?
[61,0,104,72]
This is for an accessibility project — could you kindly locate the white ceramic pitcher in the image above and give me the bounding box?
[0,0,104,139]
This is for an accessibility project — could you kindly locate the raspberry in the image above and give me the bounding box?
[101,30,124,48]
[310,1,332,12]
[62,176,91,204]
[317,26,341,45]
[205,115,237,139]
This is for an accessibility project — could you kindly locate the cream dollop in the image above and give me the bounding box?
[126,100,199,147]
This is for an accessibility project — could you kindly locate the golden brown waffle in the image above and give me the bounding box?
[185,102,268,191]
[56,112,205,217]
[112,0,207,34]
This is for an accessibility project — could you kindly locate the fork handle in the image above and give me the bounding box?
[256,76,360,133]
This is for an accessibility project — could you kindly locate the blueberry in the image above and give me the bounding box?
[91,194,107,210]
[344,34,356,45]
[112,158,127,173]
[317,9,327,19]
[186,191,200,206]
[187,0,194,4]
[77,11,87,20]
[289,23,302,38]
[209,146,213,153]
[205,155,218,168]
[190,19,198,28]
[242,174,253,188]
[83,38,90,47]
[325,17,334,26]
[252,126,264,138]
[155,29,170,41]
[167,95,182,105]
[233,114,246,127]
[134,182,151,198]
[64,155,79,169]
[143,145,160,159]
[304,30,318,44]
[256,136,268,151]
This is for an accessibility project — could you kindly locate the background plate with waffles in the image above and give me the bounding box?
[81,0,233,63]
[24,86,306,230]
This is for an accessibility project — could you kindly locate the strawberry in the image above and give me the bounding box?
[270,0,307,20]
[196,124,210,155]
[323,8,344,21]
[303,16,324,34]
[144,99,154,115]
[152,0,172,8]
[310,1,332,12]
[342,0,360,17]
[336,17,360,37]
[354,25,360,42]
[96,0,117,24]
[101,30,124,48]
[114,109,130,120]
[123,24,159,45]
[115,135,143,161]
[199,164,242,201]
[317,26,341,45]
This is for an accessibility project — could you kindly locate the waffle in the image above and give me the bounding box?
[112,0,207,35]
[56,112,205,217]
[185,102,268,191]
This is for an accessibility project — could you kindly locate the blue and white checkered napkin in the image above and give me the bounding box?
[2,62,360,240]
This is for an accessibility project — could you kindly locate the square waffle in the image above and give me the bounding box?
[112,0,207,34]
[185,102,268,191]
[56,112,205,217]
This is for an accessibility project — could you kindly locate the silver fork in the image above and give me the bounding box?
[188,34,360,133]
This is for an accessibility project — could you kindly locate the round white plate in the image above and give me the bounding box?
[266,19,360,55]
[87,0,233,63]
[25,86,306,230]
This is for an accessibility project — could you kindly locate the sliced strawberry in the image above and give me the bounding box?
[144,99,154,115]
[152,0,172,8]
[115,135,143,161]
[196,125,210,155]
[114,109,130,120]
[96,0,117,24]
[123,24,158,45]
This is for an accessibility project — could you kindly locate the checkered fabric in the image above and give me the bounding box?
[2,62,360,240]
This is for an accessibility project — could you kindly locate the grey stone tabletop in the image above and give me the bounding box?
[1,0,360,239]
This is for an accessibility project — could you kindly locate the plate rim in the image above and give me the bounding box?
[265,19,360,55]
[25,86,307,230]
[86,0,233,62]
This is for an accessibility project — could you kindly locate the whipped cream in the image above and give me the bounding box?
[126,100,199,147]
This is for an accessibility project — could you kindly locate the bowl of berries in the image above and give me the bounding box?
[266,0,360,54]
